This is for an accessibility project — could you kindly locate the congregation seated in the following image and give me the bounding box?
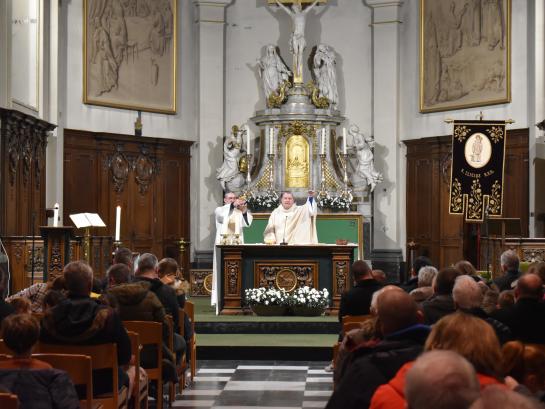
[469,385,543,409]
[455,259,484,282]
[491,273,545,344]
[494,250,522,291]
[41,290,66,312]
[133,254,186,361]
[339,260,383,322]
[7,297,31,315]
[408,266,437,303]
[105,262,178,382]
[400,256,433,293]
[453,275,512,344]
[0,314,79,409]
[370,312,505,409]
[327,288,429,409]
[421,267,461,325]
[39,260,131,395]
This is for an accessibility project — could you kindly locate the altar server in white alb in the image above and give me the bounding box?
[264,191,317,245]
[212,192,253,313]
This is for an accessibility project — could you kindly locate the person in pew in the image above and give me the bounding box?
[158,258,194,345]
[0,314,80,409]
[421,267,461,325]
[133,253,186,361]
[5,275,65,313]
[492,274,545,344]
[40,260,131,396]
[493,250,522,292]
[41,290,66,312]
[263,190,317,245]
[6,297,31,315]
[105,263,178,383]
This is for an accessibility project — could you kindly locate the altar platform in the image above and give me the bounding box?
[193,298,340,361]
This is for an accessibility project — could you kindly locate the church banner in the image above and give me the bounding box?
[449,120,507,222]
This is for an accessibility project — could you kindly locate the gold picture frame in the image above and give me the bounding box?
[419,0,511,113]
[83,0,177,114]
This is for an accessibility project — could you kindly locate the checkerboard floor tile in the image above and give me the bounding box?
[170,360,332,409]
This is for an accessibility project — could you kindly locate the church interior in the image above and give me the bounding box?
[1,0,545,408]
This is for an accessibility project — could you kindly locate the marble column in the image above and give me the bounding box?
[366,0,404,274]
[193,0,232,263]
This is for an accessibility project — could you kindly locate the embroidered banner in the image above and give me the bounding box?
[449,120,506,222]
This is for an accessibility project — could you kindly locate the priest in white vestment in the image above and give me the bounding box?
[263,191,318,244]
[212,192,253,313]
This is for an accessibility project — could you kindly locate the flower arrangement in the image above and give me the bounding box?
[244,287,289,306]
[288,286,330,309]
[246,191,279,211]
[317,193,351,211]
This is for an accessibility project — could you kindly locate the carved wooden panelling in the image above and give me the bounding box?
[254,262,319,290]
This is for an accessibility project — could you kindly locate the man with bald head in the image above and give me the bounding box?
[492,273,545,343]
[326,289,430,409]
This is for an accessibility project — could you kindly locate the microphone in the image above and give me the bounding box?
[280,215,288,245]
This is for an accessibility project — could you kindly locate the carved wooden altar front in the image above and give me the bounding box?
[217,244,356,315]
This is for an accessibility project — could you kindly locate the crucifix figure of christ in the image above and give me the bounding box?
[274,0,320,83]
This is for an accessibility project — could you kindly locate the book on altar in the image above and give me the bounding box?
[69,213,106,229]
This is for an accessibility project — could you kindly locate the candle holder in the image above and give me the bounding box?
[112,240,122,255]
[267,153,276,191]
[317,153,328,201]
[339,153,353,203]
[242,153,254,199]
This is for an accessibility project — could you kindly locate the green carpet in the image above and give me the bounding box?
[198,333,338,347]
[192,296,337,322]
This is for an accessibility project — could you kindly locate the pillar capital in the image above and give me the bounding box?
[194,0,232,23]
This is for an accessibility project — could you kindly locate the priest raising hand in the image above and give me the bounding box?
[263,191,318,245]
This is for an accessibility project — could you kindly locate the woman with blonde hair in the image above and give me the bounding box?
[370,312,505,409]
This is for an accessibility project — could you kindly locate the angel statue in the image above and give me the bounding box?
[349,124,383,192]
[258,45,291,100]
[274,0,320,82]
[313,44,338,107]
[216,125,246,194]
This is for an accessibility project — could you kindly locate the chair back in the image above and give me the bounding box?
[127,331,147,409]
[0,392,18,409]
[0,339,10,355]
[342,314,373,334]
[182,301,197,382]
[33,353,93,409]
[38,343,126,409]
[123,321,162,409]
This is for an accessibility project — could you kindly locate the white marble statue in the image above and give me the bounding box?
[258,45,291,100]
[313,44,338,107]
[349,125,383,192]
[274,0,320,82]
[216,126,246,194]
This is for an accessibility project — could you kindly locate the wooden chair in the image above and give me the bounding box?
[32,353,97,409]
[0,392,18,409]
[181,301,197,382]
[38,343,128,409]
[163,316,180,403]
[0,339,9,355]
[122,321,164,409]
[341,314,373,334]
[127,331,148,409]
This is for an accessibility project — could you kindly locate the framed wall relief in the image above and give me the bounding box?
[419,0,511,113]
[83,0,177,114]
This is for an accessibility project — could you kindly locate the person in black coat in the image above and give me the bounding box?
[493,250,521,291]
[400,256,433,293]
[422,267,461,325]
[492,273,545,344]
[339,260,383,321]
[327,289,430,409]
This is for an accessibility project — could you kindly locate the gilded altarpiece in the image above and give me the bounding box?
[285,135,310,188]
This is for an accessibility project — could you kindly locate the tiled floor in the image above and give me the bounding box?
[171,360,332,408]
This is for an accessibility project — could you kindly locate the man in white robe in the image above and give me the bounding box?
[212,192,253,314]
[263,191,318,244]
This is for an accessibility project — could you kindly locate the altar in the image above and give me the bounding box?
[218,244,356,315]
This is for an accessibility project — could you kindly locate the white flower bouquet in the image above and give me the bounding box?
[288,286,330,309]
[246,191,279,211]
[244,287,289,306]
[317,193,351,211]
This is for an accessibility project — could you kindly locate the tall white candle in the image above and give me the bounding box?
[342,127,347,154]
[53,203,59,227]
[245,125,250,153]
[321,128,326,155]
[115,206,121,241]
[269,127,274,154]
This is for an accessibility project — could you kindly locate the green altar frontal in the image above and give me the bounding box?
[243,213,364,259]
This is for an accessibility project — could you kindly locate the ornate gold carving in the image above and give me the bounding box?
[267,80,291,108]
[489,180,502,215]
[189,269,212,296]
[279,121,317,141]
[450,178,463,212]
[306,81,330,109]
[467,179,483,220]
[454,125,471,142]
[285,135,310,188]
[275,268,298,292]
[486,126,504,143]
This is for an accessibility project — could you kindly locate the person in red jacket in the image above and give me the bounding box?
[370,312,505,409]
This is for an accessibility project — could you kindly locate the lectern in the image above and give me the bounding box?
[40,226,74,282]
